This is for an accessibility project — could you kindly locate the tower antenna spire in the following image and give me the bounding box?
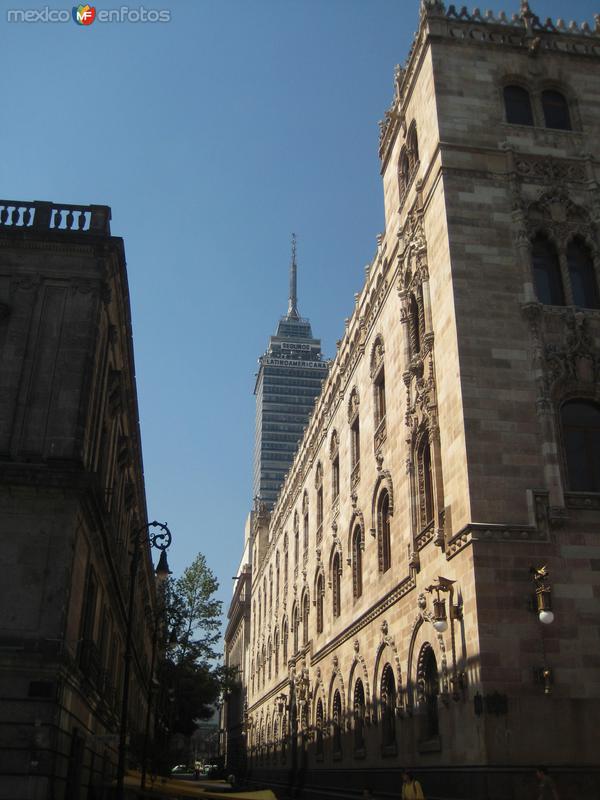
[287,232,299,319]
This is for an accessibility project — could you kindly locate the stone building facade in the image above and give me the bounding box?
[0,201,159,799]
[241,3,600,798]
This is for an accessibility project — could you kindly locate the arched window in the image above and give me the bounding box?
[380,664,396,747]
[352,525,363,599]
[332,690,343,756]
[377,490,392,573]
[353,679,366,752]
[531,234,565,306]
[542,89,571,130]
[418,435,435,529]
[503,84,533,126]
[409,293,421,356]
[561,400,600,492]
[292,605,299,654]
[330,430,340,502]
[315,463,324,536]
[422,647,439,739]
[399,147,410,189]
[315,699,324,758]
[372,336,386,431]
[302,492,309,556]
[407,124,419,169]
[261,644,266,689]
[274,629,279,674]
[316,573,324,634]
[275,551,280,606]
[269,566,273,612]
[567,239,599,309]
[332,553,341,618]
[267,638,272,681]
[302,593,310,646]
[284,548,288,586]
[282,618,288,664]
[294,513,299,566]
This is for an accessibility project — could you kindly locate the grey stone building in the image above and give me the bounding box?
[0,201,159,799]
[240,3,600,799]
[253,237,329,508]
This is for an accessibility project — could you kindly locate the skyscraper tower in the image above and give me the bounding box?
[253,236,329,508]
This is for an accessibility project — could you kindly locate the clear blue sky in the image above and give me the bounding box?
[2,0,596,622]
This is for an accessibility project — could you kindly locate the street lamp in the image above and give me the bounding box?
[116,520,172,800]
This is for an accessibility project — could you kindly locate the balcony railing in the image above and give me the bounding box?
[0,200,111,235]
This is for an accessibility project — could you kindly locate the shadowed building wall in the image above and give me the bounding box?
[0,201,158,799]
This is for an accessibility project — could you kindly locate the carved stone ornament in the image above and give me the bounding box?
[369,336,385,379]
[543,311,600,396]
[380,619,388,636]
[353,639,360,653]
[347,387,360,423]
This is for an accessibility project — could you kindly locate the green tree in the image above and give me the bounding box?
[161,553,236,737]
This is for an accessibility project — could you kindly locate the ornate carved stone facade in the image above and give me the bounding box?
[0,201,158,799]
[231,3,600,798]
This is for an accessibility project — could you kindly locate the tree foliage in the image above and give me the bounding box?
[160,552,235,737]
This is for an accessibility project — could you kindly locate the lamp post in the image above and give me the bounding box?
[140,554,177,791]
[116,520,172,800]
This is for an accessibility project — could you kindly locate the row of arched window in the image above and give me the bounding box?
[504,84,572,130]
[531,234,599,309]
[250,645,440,763]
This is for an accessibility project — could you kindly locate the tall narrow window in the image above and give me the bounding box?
[332,453,340,500]
[316,699,324,758]
[302,492,309,556]
[399,147,410,190]
[532,234,565,305]
[274,630,279,673]
[332,690,342,756]
[282,619,288,664]
[409,294,421,356]
[351,417,360,471]
[353,680,366,752]
[423,647,439,739]
[561,400,600,492]
[418,436,434,529]
[275,552,280,606]
[80,567,98,644]
[292,606,299,654]
[567,239,599,309]
[381,664,396,747]
[302,593,309,646]
[268,639,272,681]
[374,367,386,428]
[315,463,323,536]
[332,553,341,619]
[316,574,324,633]
[377,490,392,573]
[503,84,534,125]
[352,526,363,599]
[407,125,419,168]
[294,514,299,566]
[284,547,288,586]
[542,89,571,130]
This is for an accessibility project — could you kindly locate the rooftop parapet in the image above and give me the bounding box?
[0,200,111,236]
[378,1,600,165]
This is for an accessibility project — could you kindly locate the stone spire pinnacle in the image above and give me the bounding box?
[287,232,299,319]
